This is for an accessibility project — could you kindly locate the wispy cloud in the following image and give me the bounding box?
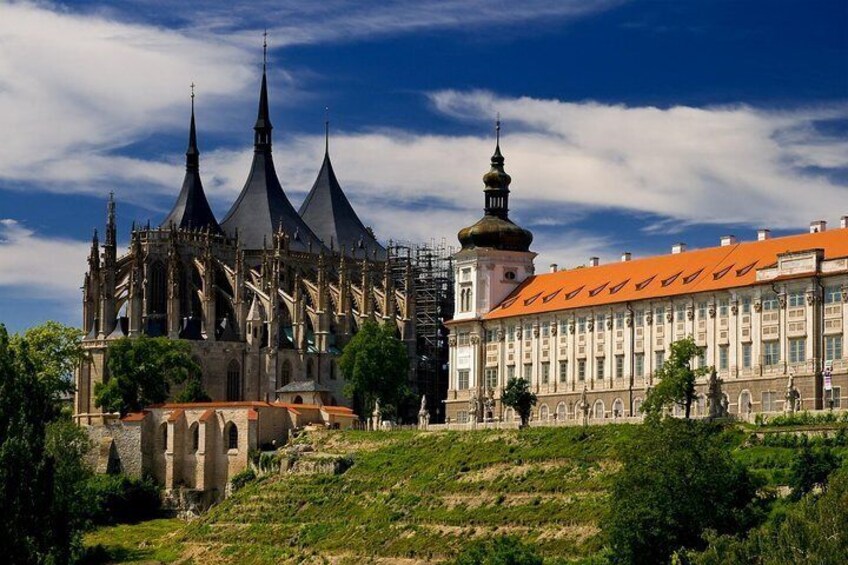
[0,219,89,299]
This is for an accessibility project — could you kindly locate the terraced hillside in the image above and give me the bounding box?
[174,426,636,564]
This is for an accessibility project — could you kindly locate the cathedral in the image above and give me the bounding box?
[74,59,414,422]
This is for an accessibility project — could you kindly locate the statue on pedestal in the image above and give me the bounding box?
[784,372,800,415]
[707,369,726,419]
[372,398,382,431]
[468,392,479,425]
[418,395,430,430]
[578,385,590,427]
[483,388,495,422]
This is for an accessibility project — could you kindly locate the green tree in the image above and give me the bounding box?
[501,377,537,428]
[642,337,709,420]
[788,442,840,500]
[339,320,410,420]
[604,419,760,564]
[95,336,204,415]
[452,535,543,565]
[0,324,93,564]
[12,320,85,394]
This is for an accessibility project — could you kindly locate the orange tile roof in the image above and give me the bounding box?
[198,408,216,422]
[166,408,184,423]
[485,229,848,320]
[121,411,148,422]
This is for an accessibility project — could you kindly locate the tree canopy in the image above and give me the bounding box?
[95,336,205,415]
[339,320,409,420]
[604,419,761,564]
[501,377,537,428]
[642,337,709,420]
[0,322,92,564]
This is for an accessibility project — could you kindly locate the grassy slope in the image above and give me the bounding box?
[84,425,845,564]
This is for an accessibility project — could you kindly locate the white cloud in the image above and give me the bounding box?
[0,219,89,300]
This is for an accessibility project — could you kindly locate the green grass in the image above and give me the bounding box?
[83,423,830,564]
[82,518,183,564]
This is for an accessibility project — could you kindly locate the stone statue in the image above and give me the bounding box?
[578,385,590,427]
[707,369,726,419]
[468,392,479,425]
[418,395,430,430]
[784,372,800,415]
[483,388,495,422]
[372,398,382,431]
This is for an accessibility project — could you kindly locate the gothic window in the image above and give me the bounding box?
[306,358,314,380]
[225,422,238,450]
[226,360,241,401]
[612,398,624,418]
[556,402,567,420]
[149,261,167,316]
[160,423,168,452]
[279,359,292,388]
[293,395,303,405]
[190,423,199,452]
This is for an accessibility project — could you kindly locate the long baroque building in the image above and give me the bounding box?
[75,61,414,423]
[446,130,848,424]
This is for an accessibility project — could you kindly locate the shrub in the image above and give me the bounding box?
[230,468,257,492]
[452,536,543,565]
[85,474,161,525]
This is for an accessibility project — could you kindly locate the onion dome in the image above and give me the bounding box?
[458,122,533,252]
[161,88,222,233]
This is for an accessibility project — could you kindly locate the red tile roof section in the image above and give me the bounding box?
[485,229,848,320]
[121,411,148,422]
[166,408,184,423]
[199,409,216,422]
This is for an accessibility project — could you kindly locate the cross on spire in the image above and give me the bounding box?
[324,106,330,155]
[263,29,268,67]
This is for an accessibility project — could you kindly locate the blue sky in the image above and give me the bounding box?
[0,0,846,333]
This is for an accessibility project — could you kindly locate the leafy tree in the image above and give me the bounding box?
[12,320,85,396]
[502,377,537,428]
[691,462,848,565]
[95,336,204,415]
[452,535,543,565]
[642,337,709,420]
[788,442,840,500]
[603,419,760,564]
[0,324,93,564]
[339,320,410,420]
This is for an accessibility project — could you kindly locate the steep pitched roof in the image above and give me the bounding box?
[485,228,848,320]
[161,100,222,233]
[220,67,324,252]
[299,151,386,259]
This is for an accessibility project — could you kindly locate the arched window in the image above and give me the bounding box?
[160,423,168,451]
[556,402,567,421]
[612,398,624,418]
[279,359,292,389]
[539,404,549,421]
[504,407,515,423]
[149,261,167,316]
[593,400,605,419]
[226,360,241,401]
[225,422,238,451]
[633,398,643,415]
[306,358,314,380]
[329,360,336,380]
[189,423,199,453]
[293,395,303,405]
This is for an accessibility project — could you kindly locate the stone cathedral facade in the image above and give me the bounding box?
[75,64,414,423]
[446,132,848,424]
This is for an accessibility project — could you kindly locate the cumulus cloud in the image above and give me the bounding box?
[0,219,90,299]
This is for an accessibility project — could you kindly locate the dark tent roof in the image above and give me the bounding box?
[161,101,222,233]
[220,66,324,253]
[298,151,386,259]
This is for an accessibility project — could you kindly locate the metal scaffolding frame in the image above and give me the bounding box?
[388,238,455,423]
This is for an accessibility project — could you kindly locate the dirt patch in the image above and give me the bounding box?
[457,459,578,483]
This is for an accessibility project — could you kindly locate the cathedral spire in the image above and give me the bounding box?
[186,82,199,170]
[254,31,273,150]
[105,192,116,248]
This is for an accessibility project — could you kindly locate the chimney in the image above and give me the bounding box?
[588,257,599,267]
[810,220,827,233]
[621,252,631,262]
[672,243,686,255]
[720,235,737,247]
[549,263,558,273]
[841,216,848,229]
[757,229,771,241]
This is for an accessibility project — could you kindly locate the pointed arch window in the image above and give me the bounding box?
[226,360,241,401]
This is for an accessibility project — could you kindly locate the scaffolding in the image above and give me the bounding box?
[388,239,455,423]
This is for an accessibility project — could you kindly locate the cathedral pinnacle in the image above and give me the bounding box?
[254,32,273,150]
[186,83,199,170]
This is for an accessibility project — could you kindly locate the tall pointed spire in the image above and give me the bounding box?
[105,192,116,247]
[161,86,222,233]
[254,30,273,150]
[186,82,199,170]
[324,106,330,156]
